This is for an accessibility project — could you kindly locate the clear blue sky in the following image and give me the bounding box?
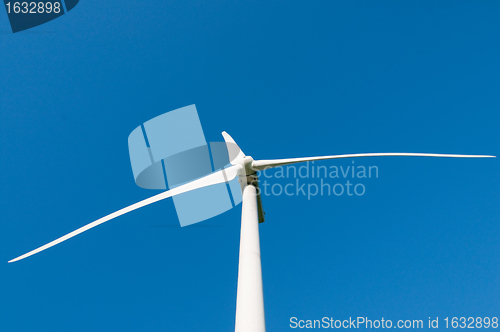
[1,1,499,331]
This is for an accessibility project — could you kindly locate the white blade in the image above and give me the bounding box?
[252,153,495,170]
[222,131,245,165]
[9,165,242,263]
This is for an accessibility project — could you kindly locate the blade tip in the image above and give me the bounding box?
[8,256,25,263]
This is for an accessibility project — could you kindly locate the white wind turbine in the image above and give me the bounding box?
[9,131,495,332]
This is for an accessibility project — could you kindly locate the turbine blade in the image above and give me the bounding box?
[9,165,242,263]
[252,153,496,170]
[222,131,245,165]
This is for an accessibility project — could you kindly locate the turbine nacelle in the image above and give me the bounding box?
[242,156,256,176]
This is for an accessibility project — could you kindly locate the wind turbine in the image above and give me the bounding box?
[8,131,495,332]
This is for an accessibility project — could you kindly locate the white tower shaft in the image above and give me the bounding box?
[235,184,266,332]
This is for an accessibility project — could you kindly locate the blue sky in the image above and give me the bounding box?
[1,1,499,331]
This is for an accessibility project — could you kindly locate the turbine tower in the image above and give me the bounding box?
[9,130,495,332]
